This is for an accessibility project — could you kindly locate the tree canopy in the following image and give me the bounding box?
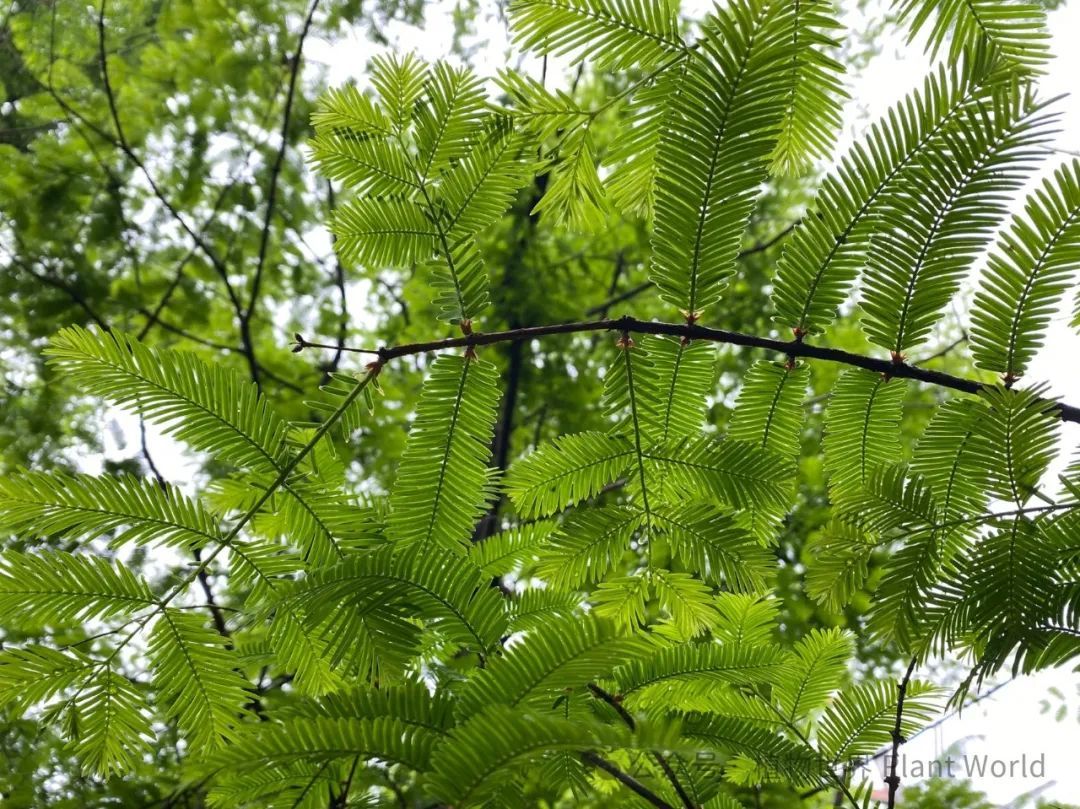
[1,0,1079,807]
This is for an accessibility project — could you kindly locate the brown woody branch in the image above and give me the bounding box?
[886,657,919,808]
[588,683,698,809]
[581,752,676,809]
[295,315,1080,425]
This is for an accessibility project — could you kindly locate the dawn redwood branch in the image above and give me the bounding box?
[581,752,676,809]
[295,315,1080,424]
[800,678,1016,801]
[886,657,919,809]
[588,683,698,809]
[245,0,321,323]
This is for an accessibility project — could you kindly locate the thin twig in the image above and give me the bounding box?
[295,315,1080,424]
[588,684,698,809]
[332,755,361,808]
[324,181,350,378]
[95,0,261,384]
[139,419,231,642]
[581,752,677,809]
[886,657,919,808]
[919,333,968,364]
[245,0,322,330]
[11,260,111,330]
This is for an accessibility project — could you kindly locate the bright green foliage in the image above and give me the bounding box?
[896,0,1050,70]
[652,503,771,590]
[68,667,152,777]
[149,609,250,751]
[638,336,716,443]
[774,627,854,721]
[508,0,685,70]
[860,87,1055,355]
[506,432,634,517]
[3,1,1080,807]
[969,159,1080,379]
[727,361,810,458]
[386,354,501,549]
[0,550,157,626]
[910,398,993,520]
[817,678,939,760]
[603,63,689,219]
[468,519,558,576]
[536,506,644,588]
[456,614,653,714]
[975,384,1059,505]
[804,522,877,612]
[46,327,291,473]
[769,1,847,176]
[824,369,907,492]
[0,471,222,550]
[311,56,536,324]
[649,0,790,318]
[771,48,1004,337]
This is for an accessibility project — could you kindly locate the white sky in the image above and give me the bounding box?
[105,1,1080,803]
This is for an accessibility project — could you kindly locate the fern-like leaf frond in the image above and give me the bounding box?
[214,716,439,773]
[727,360,810,458]
[0,471,221,550]
[896,0,1049,71]
[537,506,644,589]
[652,503,770,592]
[774,627,854,721]
[861,85,1055,355]
[281,547,508,657]
[387,355,501,549]
[508,0,685,71]
[457,614,653,716]
[650,0,790,318]
[823,369,906,493]
[614,643,787,708]
[0,550,157,629]
[638,335,716,444]
[427,706,630,805]
[149,609,250,752]
[770,48,1002,336]
[769,0,847,176]
[818,678,940,762]
[506,432,634,518]
[969,159,1080,380]
[46,327,290,472]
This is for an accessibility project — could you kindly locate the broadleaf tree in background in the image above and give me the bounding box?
[1,0,1080,807]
